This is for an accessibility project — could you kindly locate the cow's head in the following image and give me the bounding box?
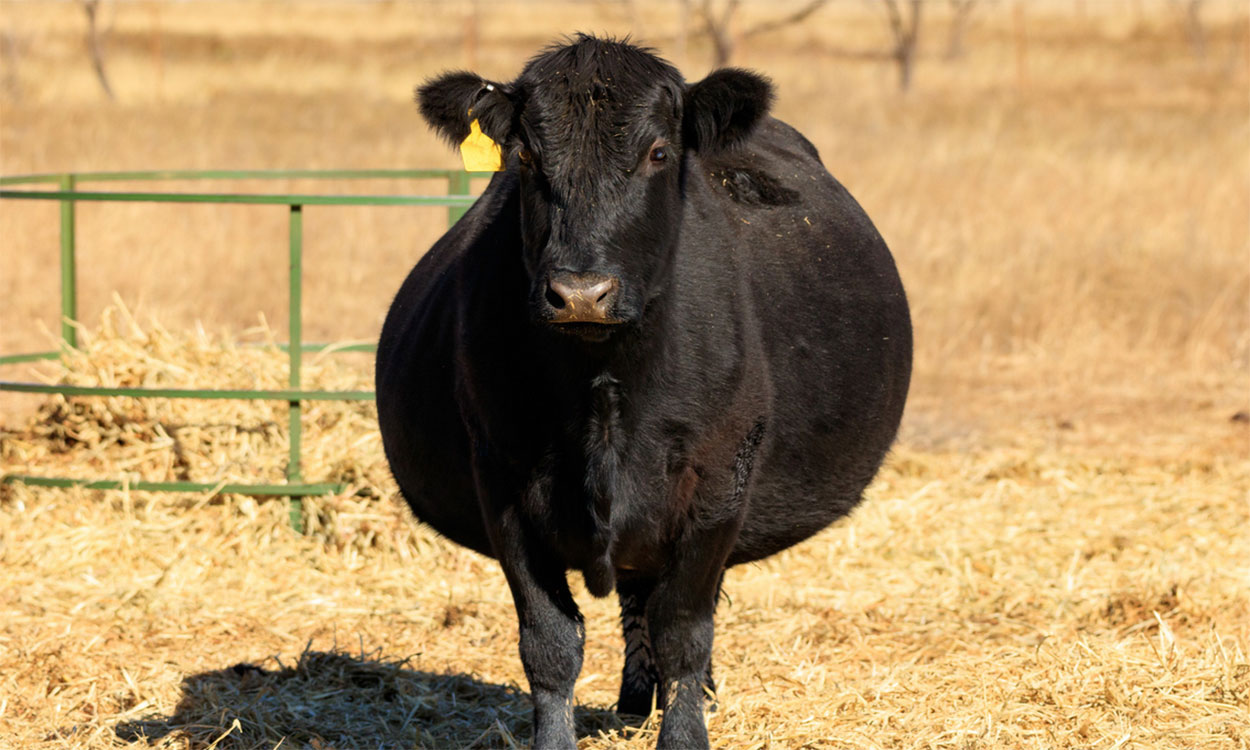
[417,35,773,343]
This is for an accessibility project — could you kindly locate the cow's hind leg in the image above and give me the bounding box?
[616,576,659,717]
[618,576,719,719]
[701,571,725,711]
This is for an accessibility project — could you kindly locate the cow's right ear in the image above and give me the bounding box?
[416,71,515,147]
[683,68,774,154]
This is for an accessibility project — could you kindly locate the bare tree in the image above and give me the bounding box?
[881,0,923,92]
[462,0,480,70]
[674,0,692,66]
[625,0,641,30]
[1012,0,1028,89]
[147,1,164,101]
[696,0,739,67]
[2,27,21,100]
[1172,0,1207,60]
[743,0,829,38]
[80,0,114,100]
[945,0,980,61]
[695,0,830,67]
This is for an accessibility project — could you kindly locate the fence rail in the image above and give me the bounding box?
[0,169,487,529]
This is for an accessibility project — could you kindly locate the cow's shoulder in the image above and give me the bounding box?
[410,171,521,300]
[754,117,824,163]
[378,171,520,362]
[693,117,830,210]
[441,170,521,267]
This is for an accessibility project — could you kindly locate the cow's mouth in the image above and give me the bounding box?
[549,321,622,343]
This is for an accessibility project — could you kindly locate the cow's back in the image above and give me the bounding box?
[691,118,913,564]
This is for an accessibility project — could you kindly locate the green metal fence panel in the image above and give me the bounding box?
[0,169,488,522]
[448,171,472,226]
[0,382,376,401]
[0,189,480,207]
[288,204,305,531]
[0,169,488,185]
[60,174,78,349]
[0,342,374,368]
[0,475,346,496]
[0,351,61,366]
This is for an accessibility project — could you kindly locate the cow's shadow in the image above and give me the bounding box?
[114,649,637,749]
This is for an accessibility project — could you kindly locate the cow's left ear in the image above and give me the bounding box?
[683,68,774,154]
[416,71,515,147]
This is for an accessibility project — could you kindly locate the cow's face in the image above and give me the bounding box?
[418,36,773,343]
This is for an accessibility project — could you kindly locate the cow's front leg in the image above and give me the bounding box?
[489,505,584,750]
[646,524,738,750]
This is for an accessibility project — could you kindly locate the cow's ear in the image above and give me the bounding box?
[416,71,515,147]
[683,68,774,154]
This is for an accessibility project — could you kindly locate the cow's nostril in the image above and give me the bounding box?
[546,273,620,324]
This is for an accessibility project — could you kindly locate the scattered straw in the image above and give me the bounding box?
[1,307,1247,749]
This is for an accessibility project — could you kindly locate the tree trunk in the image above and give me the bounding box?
[2,27,20,100]
[1013,0,1029,90]
[675,0,690,66]
[897,41,915,91]
[699,0,738,67]
[81,0,114,101]
[710,22,734,66]
[463,0,479,70]
[945,0,976,61]
[1184,0,1207,60]
[884,0,922,93]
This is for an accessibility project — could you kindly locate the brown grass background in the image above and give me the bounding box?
[1,1,1248,748]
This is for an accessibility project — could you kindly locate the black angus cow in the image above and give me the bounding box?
[376,35,912,750]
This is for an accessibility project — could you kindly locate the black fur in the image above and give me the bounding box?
[378,35,912,750]
[711,166,801,206]
[417,71,515,145]
[684,68,775,152]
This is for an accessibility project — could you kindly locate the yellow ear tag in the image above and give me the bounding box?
[459,119,503,172]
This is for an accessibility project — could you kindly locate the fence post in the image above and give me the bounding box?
[287,203,305,532]
[448,171,470,227]
[59,174,78,349]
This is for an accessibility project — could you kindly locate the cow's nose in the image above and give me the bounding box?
[545,272,620,324]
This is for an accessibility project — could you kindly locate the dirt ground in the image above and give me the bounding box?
[1,1,1248,748]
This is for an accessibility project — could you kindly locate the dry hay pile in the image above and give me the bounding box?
[1,309,1248,749]
[1,301,405,552]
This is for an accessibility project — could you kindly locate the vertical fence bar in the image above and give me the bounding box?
[287,204,305,532]
[59,174,78,349]
[447,171,470,227]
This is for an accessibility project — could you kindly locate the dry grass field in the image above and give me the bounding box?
[1,1,1248,748]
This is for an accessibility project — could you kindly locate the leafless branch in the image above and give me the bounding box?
[1172,0,1207,59]
[742,0,829,39]
[945,0,979,60]
[695,0,740,67]
[80,0,115,101]
[879,0,923,91]
[2,27,21,100]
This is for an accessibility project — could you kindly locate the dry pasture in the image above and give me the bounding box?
[1,1,1248,748]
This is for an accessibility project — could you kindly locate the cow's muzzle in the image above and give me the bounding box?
[544,272,622,332]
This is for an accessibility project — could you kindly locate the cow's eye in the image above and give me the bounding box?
[649,146,667,163]
[518,149,533,165]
